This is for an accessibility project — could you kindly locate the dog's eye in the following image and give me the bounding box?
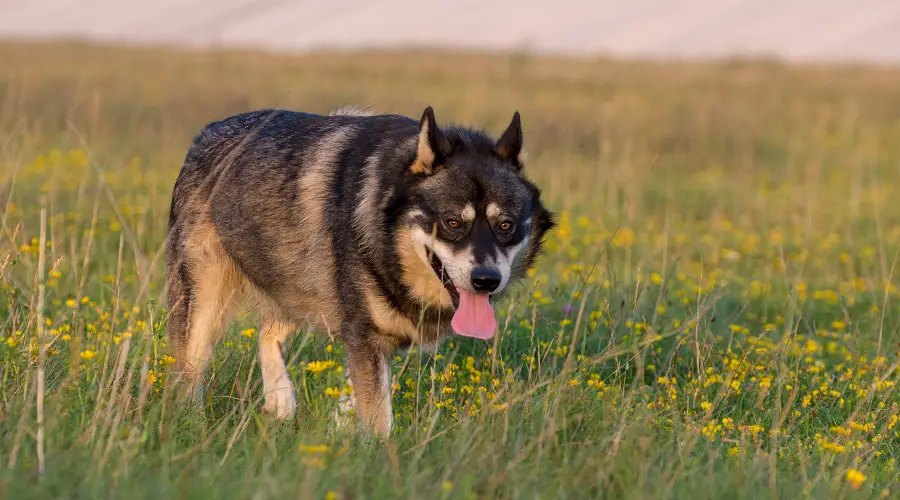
[498,221,514,232]
[446,219,461,229]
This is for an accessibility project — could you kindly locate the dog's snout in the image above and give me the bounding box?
[471,267,502,293]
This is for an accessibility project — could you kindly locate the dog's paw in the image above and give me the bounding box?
[263,383,296,420]
[331,390,356,431]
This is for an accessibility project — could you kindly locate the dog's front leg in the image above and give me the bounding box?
[343,338,393,438]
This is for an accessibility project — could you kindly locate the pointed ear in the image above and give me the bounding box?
[495,111,523,169]
[411,106,451,175]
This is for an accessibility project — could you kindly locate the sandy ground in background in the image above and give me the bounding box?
[2,0,900,63]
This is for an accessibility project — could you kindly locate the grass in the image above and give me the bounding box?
[2,41,900,498]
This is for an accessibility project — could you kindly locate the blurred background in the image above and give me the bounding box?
[3,0,900,62]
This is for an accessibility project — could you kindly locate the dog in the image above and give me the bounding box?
[166,105,554,437]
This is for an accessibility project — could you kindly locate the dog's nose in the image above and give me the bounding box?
[470,267,502,293]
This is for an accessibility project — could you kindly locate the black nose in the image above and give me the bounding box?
[470,267,502,293]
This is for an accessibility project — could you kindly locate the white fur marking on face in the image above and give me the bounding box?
[489,235,529,294]
[486,203,501,219]
[410,227,478,293]
[461,204,475,221]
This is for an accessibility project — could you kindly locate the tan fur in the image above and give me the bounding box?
[328,105,375,117]
[269,127,355,329]
[362,273,448,351]
[366,287,415,336]
[495,144,517,162]
[179,212,243,395]
[346,352,393,438]
[410,226,478,295]
[461,203,475,221]
[395,227,453,309]
[364,281,420,339]
[352,150,387,256]
[410,121,436,175]
[486,202,502,219]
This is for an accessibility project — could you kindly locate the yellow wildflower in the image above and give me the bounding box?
[299,444,329,454]
[831,425,851,437]
[305,360,338,374]
[845,468,866,489]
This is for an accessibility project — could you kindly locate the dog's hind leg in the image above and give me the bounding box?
[169,230,241,399]
[166,248,193,390]
[258,317,297,419]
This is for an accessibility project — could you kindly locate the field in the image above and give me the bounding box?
[3,42,900,499]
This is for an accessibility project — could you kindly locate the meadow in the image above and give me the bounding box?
[2,42,900,498]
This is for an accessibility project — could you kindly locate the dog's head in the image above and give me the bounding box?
[397,107,555,339]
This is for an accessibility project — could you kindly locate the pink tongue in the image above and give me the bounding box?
[451,288,496,339]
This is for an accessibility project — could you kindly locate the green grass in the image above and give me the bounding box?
[3,41,900,498]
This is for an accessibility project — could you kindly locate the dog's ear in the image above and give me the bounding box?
[411,106,451,175]
[495,111,524,169]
